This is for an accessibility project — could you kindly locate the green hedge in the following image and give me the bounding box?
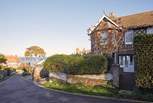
[134,34,153,88]
[44,54,107,75]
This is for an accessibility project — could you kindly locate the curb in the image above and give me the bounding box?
[33,81,153,103]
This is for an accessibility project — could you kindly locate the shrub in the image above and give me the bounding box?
[67,54,107,74]
[22,68,30,76]
[134,34,153,89]
[0,74,4,80]
[44,54,107,75]
[44,55,84,73]
[40,68,49,78]
[0,54,7,64]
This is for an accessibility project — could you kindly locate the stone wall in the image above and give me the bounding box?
[49,72,113,86]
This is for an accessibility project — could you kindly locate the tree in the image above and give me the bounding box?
[24,46,46,57]
[0,54,7,64]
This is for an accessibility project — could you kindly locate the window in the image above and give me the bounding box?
[134,28,146,35]
[125,30,133,44]
[118,55,134,72]
[147,27,153,34]
[119,56,124,67]
[100,31,108,45]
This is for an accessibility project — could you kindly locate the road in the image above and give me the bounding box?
[0,75,147,103]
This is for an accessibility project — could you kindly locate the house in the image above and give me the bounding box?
[88,11,153,89]
[6,55,20,68]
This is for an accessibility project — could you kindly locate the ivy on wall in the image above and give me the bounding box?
[134,34,153,88]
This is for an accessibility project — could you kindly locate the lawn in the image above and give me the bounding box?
[42,80,153,102]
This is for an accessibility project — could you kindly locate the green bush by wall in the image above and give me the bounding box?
[134,34,153,88]
[43,54,107,75]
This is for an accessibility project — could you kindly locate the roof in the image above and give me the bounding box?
[6,55,20,63]
[89,11,153,34]
[119,11,153,29]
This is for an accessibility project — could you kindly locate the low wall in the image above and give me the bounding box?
[49,72,113,86]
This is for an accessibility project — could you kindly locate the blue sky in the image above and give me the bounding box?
[0,0,153,56]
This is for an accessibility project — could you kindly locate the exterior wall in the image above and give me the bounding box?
[90,24,153,55]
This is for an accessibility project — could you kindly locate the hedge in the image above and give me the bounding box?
[134,34,153,88]
[43,54,107,75]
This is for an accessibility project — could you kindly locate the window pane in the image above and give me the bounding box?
[119,56,123,65]
[125,30,133,44]
[147,27,153,34]
[100,31,108,45]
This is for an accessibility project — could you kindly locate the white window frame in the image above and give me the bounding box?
[124,30,133,45]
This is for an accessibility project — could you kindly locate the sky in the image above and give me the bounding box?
[0,0,153,56]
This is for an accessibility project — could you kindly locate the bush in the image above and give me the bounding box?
[0,74,4,80]
[40,68,49,78]
[134,34,153,89]
[44,55,84,73]
[0,54,7,64]
[66,54,107,74]
[22,68,30,76]
[44,54,107,75]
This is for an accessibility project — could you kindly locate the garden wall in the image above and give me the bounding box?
[49,72,113,86]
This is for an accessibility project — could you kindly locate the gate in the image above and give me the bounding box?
[119,72,135,90]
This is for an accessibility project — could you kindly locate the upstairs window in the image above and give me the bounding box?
[125,30,133,45]
[134,28,147,35]
[147,27,153,34]
[100,31,108,45]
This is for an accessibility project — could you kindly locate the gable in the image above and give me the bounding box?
[88,11,153,35]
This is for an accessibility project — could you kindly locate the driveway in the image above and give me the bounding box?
[0,75,147,103]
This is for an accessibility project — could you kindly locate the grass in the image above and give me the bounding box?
[42,80,153,102]
[43,80,118,96]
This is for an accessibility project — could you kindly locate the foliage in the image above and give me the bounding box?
[43,80,153,102]
[22,68,30,76]
[40,68,49,78]
[66,54,108,74]
[134,34,153,88]
[0,67,15,81]
[0,74,4,80]
[44,55,84,73]
[43,79,118,96]
[0,54,7,64]
[24,46,46,57]
[44,54,107,75]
